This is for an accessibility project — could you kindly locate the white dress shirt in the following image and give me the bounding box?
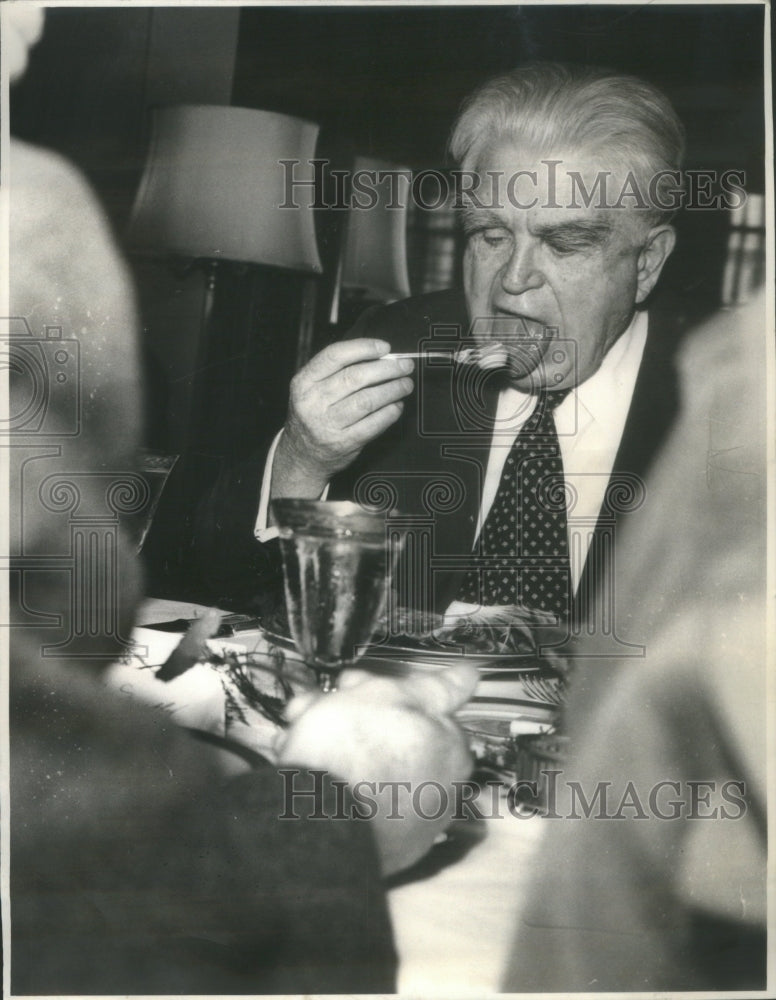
[477,310,647,590]
[255,310,648,594]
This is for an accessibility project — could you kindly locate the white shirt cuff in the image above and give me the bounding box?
[254,429,330,542]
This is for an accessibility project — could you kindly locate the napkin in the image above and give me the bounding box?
[105,625,314,765]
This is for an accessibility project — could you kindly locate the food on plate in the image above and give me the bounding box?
[376,603,571,676]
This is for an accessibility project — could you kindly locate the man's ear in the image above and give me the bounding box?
[635,225,676,304]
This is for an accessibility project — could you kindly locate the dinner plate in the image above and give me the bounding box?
[260,628,563,707]
[364,637,546,673]
[456,698,557,784]
[261,627,545,672]
[457,697,556,734]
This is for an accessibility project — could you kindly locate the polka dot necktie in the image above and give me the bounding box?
[457,389,571,618]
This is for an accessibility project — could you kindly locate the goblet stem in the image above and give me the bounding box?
[316,669,338,693]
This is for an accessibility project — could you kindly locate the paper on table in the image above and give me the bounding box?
[104,625,310,765]
[104,626,227,736]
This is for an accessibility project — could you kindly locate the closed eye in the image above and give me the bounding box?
[539,222,611,256]
[482,229,511,247]
[461,207,512,247]
[464,225,512,250]
[545,237,587,256]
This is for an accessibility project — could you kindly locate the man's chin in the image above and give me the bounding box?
[470,337,553,388]
[482,366,551,395]
[506,338,553,379]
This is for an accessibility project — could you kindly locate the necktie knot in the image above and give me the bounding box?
[545,386,572,409]
[526,387,571,429]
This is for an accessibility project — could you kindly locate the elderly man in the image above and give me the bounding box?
[196,63,682,626]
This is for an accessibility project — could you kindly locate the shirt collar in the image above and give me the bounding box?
[493,310,649,436]
[563,309,649,433]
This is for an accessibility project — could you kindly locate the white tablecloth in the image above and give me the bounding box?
[132,598,547,993]
[389,801,544,994]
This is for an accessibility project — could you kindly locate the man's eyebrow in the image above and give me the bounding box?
[459,206,504,231]
[533,219,613,242]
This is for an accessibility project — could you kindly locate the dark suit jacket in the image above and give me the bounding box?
[11,656,397,995]
[193,289,679,621]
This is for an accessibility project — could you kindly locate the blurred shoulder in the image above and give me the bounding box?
[9,138,127,280]
[10,138,105,222]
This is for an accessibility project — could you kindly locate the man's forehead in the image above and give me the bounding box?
[464,140,642,229]
[475,144,626,195]
[477,139,625,179]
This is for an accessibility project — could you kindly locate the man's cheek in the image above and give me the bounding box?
[463,256,490,309]
[462,248,476,296]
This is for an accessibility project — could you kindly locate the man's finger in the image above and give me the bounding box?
[283,690,320,723]
[336,667,379,690]
[397,662,480,715]
[330,356,415,400]
[338,662,478,714]
[336,399,406,451]
[302,338,391,382]
[332,376,414,429]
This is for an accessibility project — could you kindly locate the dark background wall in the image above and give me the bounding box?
[10,3,766,599]
[233,5,764,177]
[231,4,765,331]
[13,4,765,365]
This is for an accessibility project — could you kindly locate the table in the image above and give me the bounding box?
[388,804,544,994]
[132,598,548,994]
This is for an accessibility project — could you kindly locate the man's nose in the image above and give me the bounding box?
[500,244,543,295]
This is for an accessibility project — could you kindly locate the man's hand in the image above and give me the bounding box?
[270,338,415,503]
[275,663,478,877]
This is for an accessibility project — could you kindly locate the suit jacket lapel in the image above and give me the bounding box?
[573,311,680,624]
[430,372,499,609]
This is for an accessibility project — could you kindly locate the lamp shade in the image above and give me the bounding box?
[127,104,322,273]
[340,156,411,301]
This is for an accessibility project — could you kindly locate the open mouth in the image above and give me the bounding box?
[471,312,555,378]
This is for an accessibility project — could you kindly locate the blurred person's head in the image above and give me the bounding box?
[9,137,144,664]
[449,63,684,391]
[5,4,45,83]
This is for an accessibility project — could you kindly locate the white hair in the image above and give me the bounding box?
[449,63,685,223]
